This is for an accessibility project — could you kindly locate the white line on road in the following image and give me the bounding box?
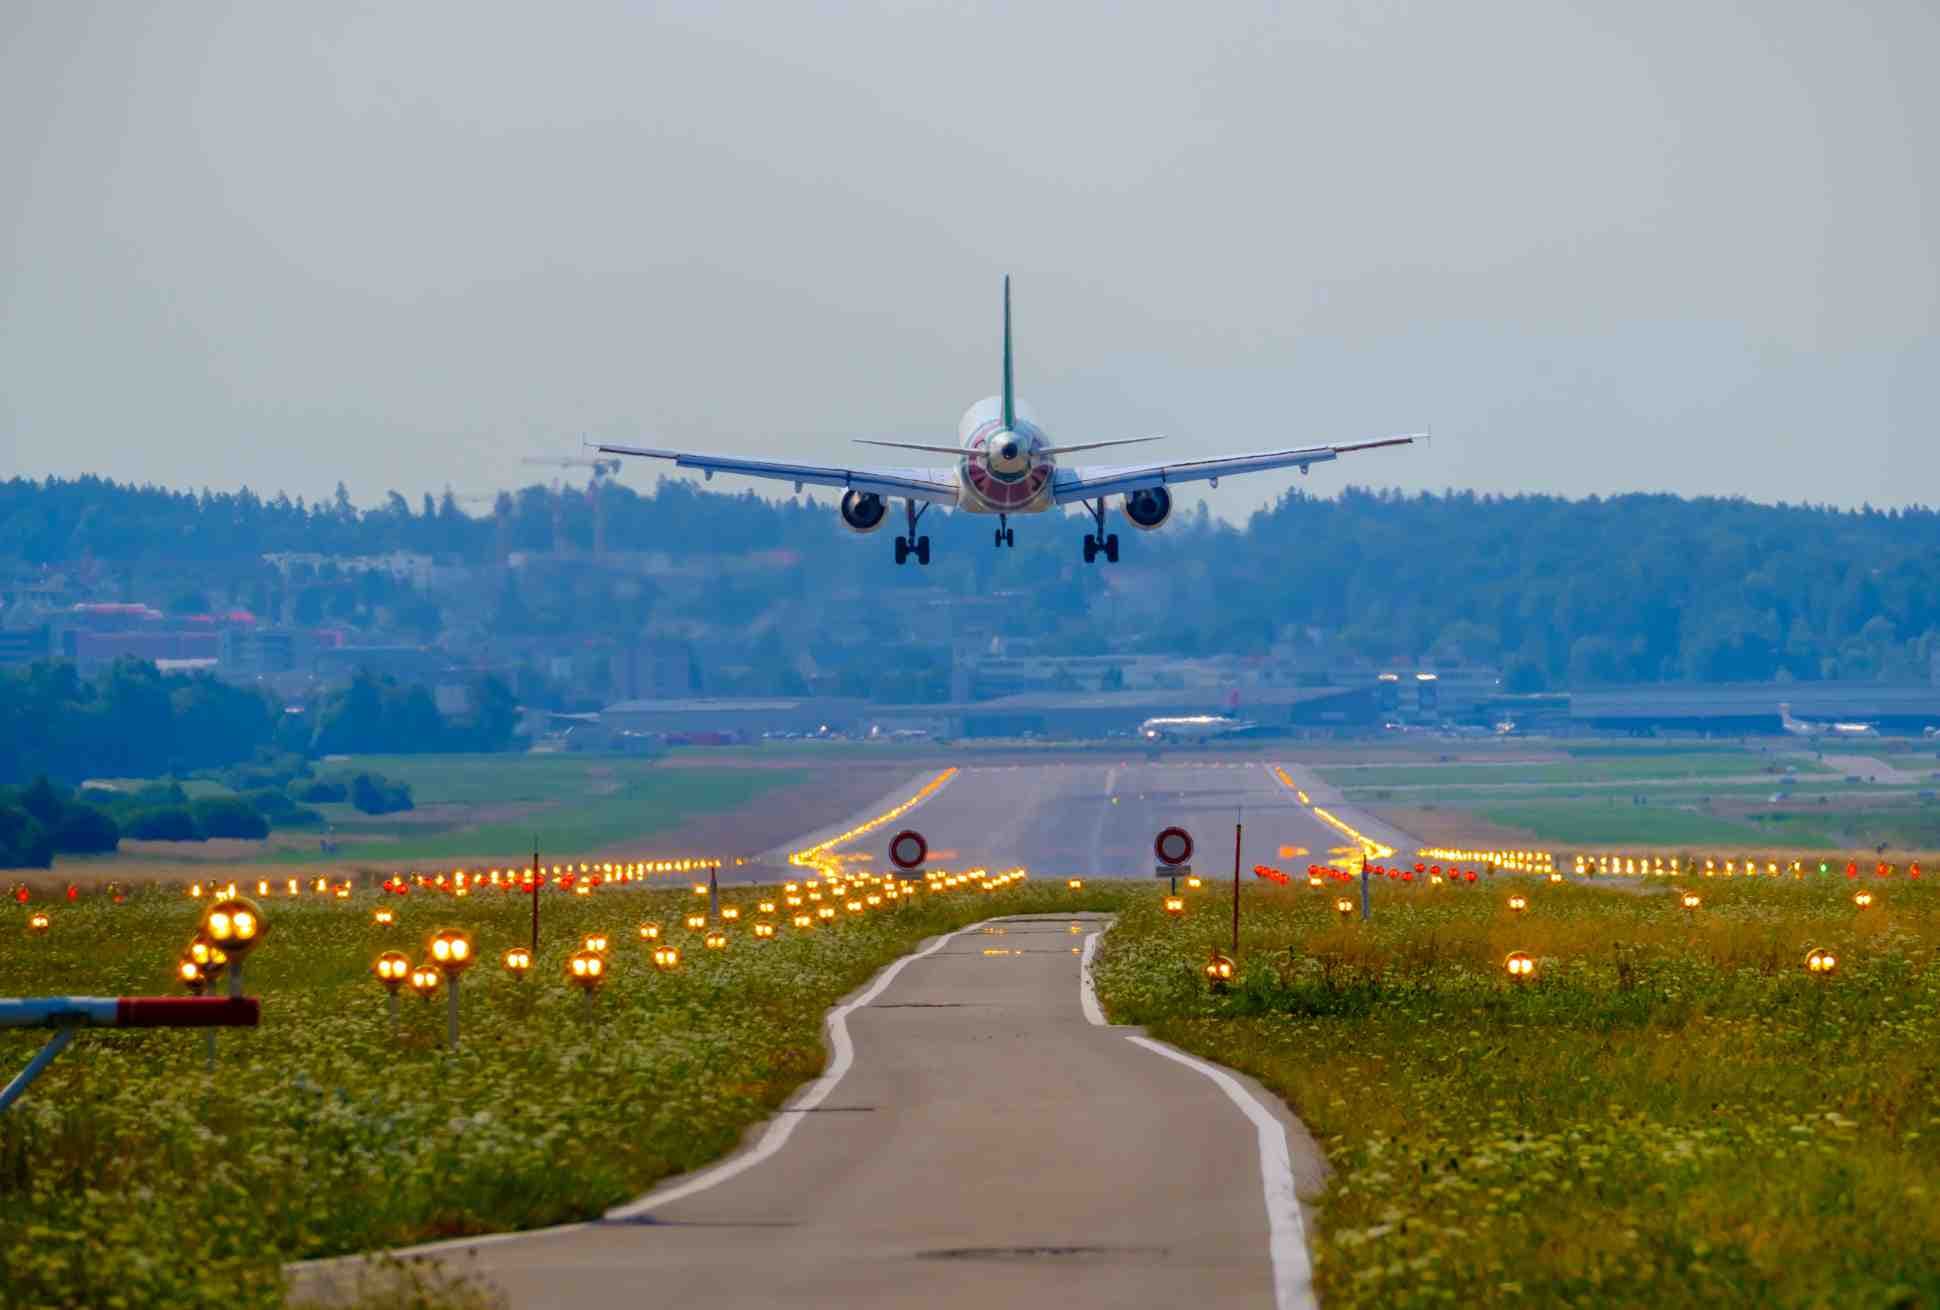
[1125,1037,1316,1310]
[1078,930,1105,1026]
[1080,921,1316,1310]
[605,918,980,1220]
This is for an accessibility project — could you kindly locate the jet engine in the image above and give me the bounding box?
[1121,486,1172,531]
[840,489,889,534]
[985,433,1032,480]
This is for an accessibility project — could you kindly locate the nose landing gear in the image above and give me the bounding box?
[994,514,1014,548]
[1080,499,1118,564]
[895,499,932,566]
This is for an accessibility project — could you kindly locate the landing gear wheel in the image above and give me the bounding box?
[994,528,1005,548]
[1005,528,1015,547]
[915,536,931,566]
[1083,537,1098,564]
[1104,533,1119,564]
[894,537,910,566]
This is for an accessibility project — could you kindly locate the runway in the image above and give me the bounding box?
[777,757,1422,879]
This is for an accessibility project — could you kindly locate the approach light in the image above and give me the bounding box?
[177,957,206,993]
[753,921,776,939]
[793,912,814,930]
[692,883,709,897]
[1507,894,1529,913]
[1548,871,1563,883]
[1185,876,1204,890]
[1505,951,1536,981]
[374,950,411,991]
[187,935,228,975]
[1679,891,1702,911]
[372,908,395,926]
[637,922,662,942]
[502,947,532,978]
[1163,895,1185,917]
[1805,946,1838,977]
[652,944,682,971]
[26,910,50,935]
[408,963,441,998]
[428,928,475,974]
[704,929,728,950]
[583,932,611,954]
[757,900,777,914]
[721,906,741,922]
[1205,952,1236,989]
[567,948,607,990]
[685,913,707,931]
[1853,890,1875,910]
[846,899,865,914]
[817,905,837,921]
[202,896,265,955]
[1334,897,1355,917]
[1068,878,1083,891]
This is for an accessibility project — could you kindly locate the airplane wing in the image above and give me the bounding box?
[1050,434,1421,503]
[595,443,959,504]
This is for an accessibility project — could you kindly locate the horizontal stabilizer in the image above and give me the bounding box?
[1038,436,1164,456]
[852,439,971,456]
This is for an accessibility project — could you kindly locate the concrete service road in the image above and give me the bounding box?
[375,913,1324,1310]
[793,758,1418,879]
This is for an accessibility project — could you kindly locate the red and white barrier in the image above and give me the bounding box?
[0,996,259,1029]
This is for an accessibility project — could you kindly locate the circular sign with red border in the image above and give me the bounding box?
[888,830,928,870]
[1154,826,1194,867]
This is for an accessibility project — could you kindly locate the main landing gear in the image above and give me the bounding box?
[895,499,931,566]
[994,514,1014,549]
[1081,499,1119,564]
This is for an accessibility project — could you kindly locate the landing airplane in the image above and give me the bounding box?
[1779,702,1879,739]
[596,280,1421,565]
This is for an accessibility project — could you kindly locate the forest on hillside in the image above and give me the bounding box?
[5,475,1939,689]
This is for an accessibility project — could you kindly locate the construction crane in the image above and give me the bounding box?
[522,455,622,557]
[452,491,514,565]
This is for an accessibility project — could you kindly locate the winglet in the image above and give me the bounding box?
[1001,275,1015,431]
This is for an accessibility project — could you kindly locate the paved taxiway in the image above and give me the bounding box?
[338,912,1327,1309]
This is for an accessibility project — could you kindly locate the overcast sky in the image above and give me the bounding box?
[3,1,1935,522]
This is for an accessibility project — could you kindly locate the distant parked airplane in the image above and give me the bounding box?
[1140,715,1255,743]
[597,279,1420,566]
[1779,702,1879,739]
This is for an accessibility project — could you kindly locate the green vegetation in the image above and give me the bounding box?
[1091,876,1940,1307]
[1319,751,1818,790]
[14,475,1940,689]
[0,877,1141,1309]
[278,755,812,864]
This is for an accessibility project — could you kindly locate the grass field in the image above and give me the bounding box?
[0,875,1137,1309]
[287,754,810,864]
[1090,874,1940,1307]
[1321,741,1940,855]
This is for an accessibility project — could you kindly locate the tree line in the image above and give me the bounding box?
[7,475,1940,688]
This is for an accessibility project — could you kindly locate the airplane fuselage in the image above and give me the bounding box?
[955,397,1056,515]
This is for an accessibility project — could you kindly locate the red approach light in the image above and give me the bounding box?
[1846,862,1858,879]
[1465,870,1477,884]
[1430,865,1441,876]
[1876,862,1890,878]
[1912,863,1923,880]
[1401,872,1414,883]
[14,887,27,904]
[1414,863,1425,874]
[65,885,78,902]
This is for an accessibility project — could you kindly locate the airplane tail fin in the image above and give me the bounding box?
[1002,275,1015,431]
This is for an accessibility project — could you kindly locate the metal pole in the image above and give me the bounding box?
[1360,856,1371,922]
[1231,821,1242,955]
[228,959,244,1001]
[709,866,719,919]
[530,843,541,956]
[446,975,460,1052]
[0,1027,76,1114]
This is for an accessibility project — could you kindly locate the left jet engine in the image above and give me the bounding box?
[840,490,890,533]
